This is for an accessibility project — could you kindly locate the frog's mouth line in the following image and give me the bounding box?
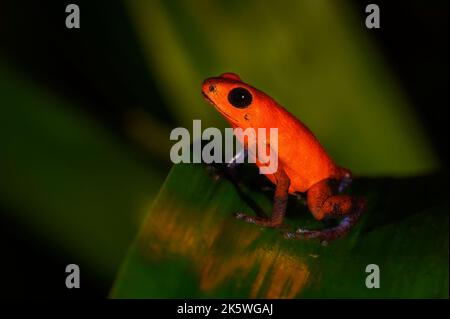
[202,90,215,105]
[202,91,235,124]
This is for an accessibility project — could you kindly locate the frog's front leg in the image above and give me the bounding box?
[287,178,366,241]
[227,148,248,169]
[236,168,290,228]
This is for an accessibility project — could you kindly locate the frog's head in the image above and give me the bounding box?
[202,73,272,128]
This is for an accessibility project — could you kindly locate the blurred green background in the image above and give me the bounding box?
[0,0,447,297]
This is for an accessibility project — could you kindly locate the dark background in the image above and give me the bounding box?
[0,0,447,298]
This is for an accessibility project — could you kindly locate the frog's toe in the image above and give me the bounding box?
[284,229,318,240]
[235,212,246,219]
[284,231,297,239]
[291,228,340,243]
[286,228,324,240]
[234,212,256,224]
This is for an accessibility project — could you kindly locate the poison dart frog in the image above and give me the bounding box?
[202,73,366,241]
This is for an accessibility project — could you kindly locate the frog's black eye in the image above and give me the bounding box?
[228,87,252,108]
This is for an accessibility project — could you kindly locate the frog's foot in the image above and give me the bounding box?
[292,177,366,242]
[235,212,287,229]
[285,212,362,242]
[285,228,332,245]
[285,229,330,246]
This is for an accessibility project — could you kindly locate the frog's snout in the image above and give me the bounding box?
[202,79,216,105]
[202,78,213,94]
[202,78,219,101]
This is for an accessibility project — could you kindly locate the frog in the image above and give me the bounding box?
[202,73,366,241]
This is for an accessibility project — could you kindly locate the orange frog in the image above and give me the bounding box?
[202,73,366,241]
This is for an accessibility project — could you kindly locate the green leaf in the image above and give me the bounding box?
[112,164,448,298]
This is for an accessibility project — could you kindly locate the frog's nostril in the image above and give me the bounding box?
[209,85,216,92]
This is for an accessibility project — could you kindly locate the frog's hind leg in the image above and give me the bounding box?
[287,178,366,241]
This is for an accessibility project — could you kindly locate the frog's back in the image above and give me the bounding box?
[259,104,342,193]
